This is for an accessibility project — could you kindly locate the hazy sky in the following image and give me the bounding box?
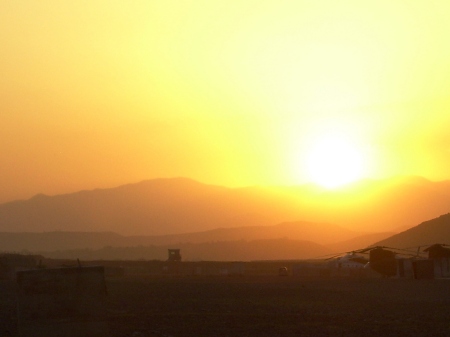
[2,1,450,202]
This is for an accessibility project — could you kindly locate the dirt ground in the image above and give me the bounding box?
[105,275,450,337]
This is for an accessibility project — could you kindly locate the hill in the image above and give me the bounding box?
[0,178,289,235]
[326,231,396,253]
[38,238,331,261]
[373,213,450,249]
[0,221,358,253]
[0,176,449,235]
[136,221,360,246]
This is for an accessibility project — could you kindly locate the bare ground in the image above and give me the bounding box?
[106,275,450,337]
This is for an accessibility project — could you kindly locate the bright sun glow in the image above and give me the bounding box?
[305,133,364,189]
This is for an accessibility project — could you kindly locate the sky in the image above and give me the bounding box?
[1,0,450,203]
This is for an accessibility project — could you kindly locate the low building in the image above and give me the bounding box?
[167,249,182,262]
[423,244,450,278]
[0,253,41,280]
[396,257,415,278]
[16,266,108,337]
[412,259,435,279]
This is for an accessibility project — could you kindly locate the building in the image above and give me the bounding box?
[396,257,415,278]
[167,249,182,262]
[423,244,450,278]
[16,266,108,337]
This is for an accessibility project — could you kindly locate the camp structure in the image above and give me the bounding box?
[167,249,182,262]
[16,265,108,337]
[395,257,415,278]
[367,247,397,277]
[423,244,450,278]
[0,254,41,280]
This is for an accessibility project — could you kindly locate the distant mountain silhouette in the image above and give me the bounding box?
[0,178,259,235]
[0,231,124,252]
[140,221,359,246]
[38,238,331,261]
[373,213,450,249]
[279,176,450,233]
[326,232,396,253]
[0,176,449,235]
[0,221,358,253]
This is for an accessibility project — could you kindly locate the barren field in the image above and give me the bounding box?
[106,275,450,337]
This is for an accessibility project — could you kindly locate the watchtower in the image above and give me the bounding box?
[168,249,181,262]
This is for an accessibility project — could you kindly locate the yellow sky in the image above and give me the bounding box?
[1,1,450,202]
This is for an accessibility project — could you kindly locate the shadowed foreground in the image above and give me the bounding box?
[106,275,450,337]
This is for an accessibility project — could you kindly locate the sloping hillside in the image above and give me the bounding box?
[326,231,397,253]
[373,213,450,248]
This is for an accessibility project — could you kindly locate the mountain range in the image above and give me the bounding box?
[0,177,449,260]
[1,176,450,235]
[0,221,394,255]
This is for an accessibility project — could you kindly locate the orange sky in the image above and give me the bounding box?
[1,1,450,202]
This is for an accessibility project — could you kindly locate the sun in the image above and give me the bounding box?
[305,133,364,189]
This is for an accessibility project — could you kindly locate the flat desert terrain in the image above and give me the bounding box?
[106,275,450,337]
